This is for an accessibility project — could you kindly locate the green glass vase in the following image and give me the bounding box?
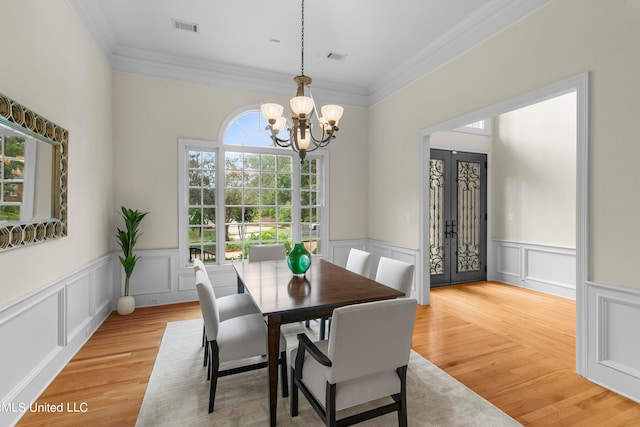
[287,243,312,275]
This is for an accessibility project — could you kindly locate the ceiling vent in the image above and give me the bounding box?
[172,19,199,33]
[326,52,347,61]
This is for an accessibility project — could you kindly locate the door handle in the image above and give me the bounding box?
[444,220,450,238]
[450,220,458,238]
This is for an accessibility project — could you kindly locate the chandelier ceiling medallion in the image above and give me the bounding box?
[260,0,344,163]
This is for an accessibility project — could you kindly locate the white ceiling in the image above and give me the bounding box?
[68,0,551,106]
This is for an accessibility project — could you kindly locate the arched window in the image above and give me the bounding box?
[179,109,326,264]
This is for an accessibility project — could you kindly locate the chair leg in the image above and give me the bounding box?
[397,366,408,427]
[326,382,337,427]
[206,340,211,380]
[203,328,209,367]
[280,350,288,398]
[209,341,220,413]
[320,318,326,340]
[290,367,299,417]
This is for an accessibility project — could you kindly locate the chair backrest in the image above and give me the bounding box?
[248,244,286,262]
[193,258,216,297]
[193,258,206,272]
[327,298,417,384]
[195,270,220,340]
[375,257,415,296]
[345,248,372,277]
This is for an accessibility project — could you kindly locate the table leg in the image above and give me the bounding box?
[237,275,244,294]
[267,317,281,427]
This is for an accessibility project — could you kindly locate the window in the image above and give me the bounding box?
[187,150,217,262]
[300,158,322,254]
[224,151,293,260]
[179,109,327,265]
[454,119,492,136]
[0,132,26,222]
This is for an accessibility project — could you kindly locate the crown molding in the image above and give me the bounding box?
[66,0,115,65]
[67,0,551,108]
[111,46,370,107]
[367,0,553,105]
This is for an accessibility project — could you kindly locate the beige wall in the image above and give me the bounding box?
[0,0,114,304]
[3,0,639,303]
[492,92,576,247]
[368,0,640,288]
[112,74,369,251]
[0,0,368,307]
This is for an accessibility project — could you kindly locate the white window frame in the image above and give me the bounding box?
[178,138,220,265]
[177,112,329,266]
[453,119,492,136]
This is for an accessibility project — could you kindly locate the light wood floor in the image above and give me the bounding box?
[17,281,640,426]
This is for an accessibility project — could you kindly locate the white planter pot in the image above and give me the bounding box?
[117,295,136,315]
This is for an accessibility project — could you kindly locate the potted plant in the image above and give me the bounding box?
[115,206,148,315]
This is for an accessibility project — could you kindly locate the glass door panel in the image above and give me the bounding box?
[429,149,487,286]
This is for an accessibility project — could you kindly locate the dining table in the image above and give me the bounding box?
[233,257,405,426]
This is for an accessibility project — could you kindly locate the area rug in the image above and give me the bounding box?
[136,318,520,426]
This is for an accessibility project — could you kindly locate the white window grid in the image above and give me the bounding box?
[300,157,322,255]
[178,109,329,266]
[223,151,294,261]
[187,149,217,263]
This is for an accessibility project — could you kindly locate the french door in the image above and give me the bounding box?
[429,149,487,286]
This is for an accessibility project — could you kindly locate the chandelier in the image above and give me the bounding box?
[260,0,344,163]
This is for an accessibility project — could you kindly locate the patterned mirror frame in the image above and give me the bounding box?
[0,92,68,251]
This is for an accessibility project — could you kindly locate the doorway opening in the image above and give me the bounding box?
[418,72,589,374]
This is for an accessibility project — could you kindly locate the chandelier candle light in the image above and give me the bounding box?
[261,0,344,163]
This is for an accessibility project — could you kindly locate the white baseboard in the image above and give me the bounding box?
[492,239,576,299]
[0,255,113,427]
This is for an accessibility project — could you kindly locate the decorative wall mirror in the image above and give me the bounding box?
[0,92,68,251]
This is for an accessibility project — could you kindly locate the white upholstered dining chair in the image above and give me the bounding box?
[193,259,260,321]
[196,270,288,413]
[319,248,373,339]
[290,298,418,426]
[345,248,372,277]
[193,259,261,366]
[375,257,415,297]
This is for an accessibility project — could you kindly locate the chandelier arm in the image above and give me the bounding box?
[271,136,292,147]
[303,133,335,154]
[306,86,322,123]
[308,126,336,145]
[267,127,294,147]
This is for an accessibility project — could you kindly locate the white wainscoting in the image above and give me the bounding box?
[135,240,420,305]
[125,249,243,306]
[585,281,640,403]
[492,239,576,299]
[0,255,113,427]
[329,240,370,274]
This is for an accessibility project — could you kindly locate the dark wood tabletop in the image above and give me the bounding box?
[233,257,404,426]
[234,258,404,320]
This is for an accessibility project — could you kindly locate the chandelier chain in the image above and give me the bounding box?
[300,0,305,76]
